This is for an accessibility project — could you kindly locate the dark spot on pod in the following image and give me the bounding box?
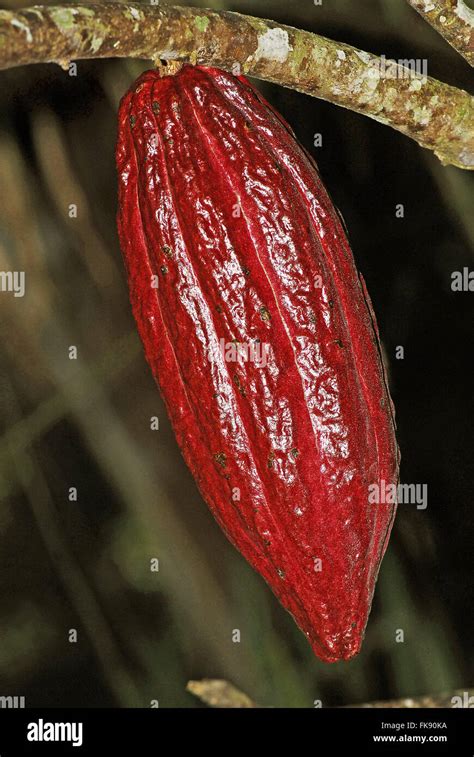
[264,539,271,547]
[129,115,136,128]
[260,306,271,322]
[233,374,246,397]
[240,263,250,276]
[216,304,223,313]
[274,161,282,172]
[335,339,344,348]
[214,452,227,468]
[160,265,168,274]
[290,448,299,459]
[152,101,160,114]
[328,299,334,308]
[267,452,275,469]
[162,245,174,258]
[309,311,317,324]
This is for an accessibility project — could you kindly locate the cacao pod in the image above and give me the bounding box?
[116,65,399,662]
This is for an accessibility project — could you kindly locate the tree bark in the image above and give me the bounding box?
[407,0,474,67]
[0,4,473,169]
[187,678,474,708]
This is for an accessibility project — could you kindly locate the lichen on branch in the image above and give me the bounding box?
[186,679,474,708]
[0,3,473,169]
[407,0,474,67]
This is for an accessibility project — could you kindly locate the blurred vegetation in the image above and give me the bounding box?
[0,0,472,707]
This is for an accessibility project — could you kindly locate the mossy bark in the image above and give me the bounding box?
[0,3,473,169]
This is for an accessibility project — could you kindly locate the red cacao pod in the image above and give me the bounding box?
[116,65,399,662]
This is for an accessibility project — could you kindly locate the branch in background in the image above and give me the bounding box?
[0,4,473,169]
[407,0,474,67]
[187,679,257,708]
[187,679,474,708]
[352,690,474,708]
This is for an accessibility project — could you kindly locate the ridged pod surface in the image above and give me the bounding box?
[116,65,399,662]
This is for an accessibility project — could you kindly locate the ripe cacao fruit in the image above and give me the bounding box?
[116,65,399,662]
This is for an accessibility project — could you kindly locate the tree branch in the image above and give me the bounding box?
[187,679,474,708]
[407,0,474,67]
[187,679,256,708]
[0,3,473,169]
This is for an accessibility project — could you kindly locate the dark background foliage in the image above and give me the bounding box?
[0,0,472,707]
